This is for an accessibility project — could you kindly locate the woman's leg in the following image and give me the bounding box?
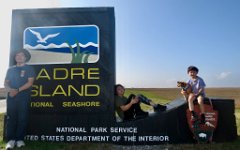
[6,96,18,141]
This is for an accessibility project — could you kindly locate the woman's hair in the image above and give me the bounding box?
[12,49,31,64]
[187,66,199,73]
[114,84,124,95]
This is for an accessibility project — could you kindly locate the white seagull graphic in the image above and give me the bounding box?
[29,29,60,43]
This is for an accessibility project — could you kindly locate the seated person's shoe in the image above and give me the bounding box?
[154,104,167,112]
[5,140,15,150]
[16,140,25,148]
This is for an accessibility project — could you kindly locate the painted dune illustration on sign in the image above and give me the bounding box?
[24,25,99,64]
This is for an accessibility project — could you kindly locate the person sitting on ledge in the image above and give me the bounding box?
[114,84,167,121]
[181,66,206,124]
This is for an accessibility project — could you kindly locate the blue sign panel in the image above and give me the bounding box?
[24,25,99,64]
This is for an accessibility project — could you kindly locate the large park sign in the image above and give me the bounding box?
[9,7,117,143]
[6,7,237,145]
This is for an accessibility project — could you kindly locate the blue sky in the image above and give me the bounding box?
[1,0,240,88]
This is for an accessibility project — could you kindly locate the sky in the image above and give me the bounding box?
[1,0,240,88]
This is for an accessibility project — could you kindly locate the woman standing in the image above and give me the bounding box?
[4,49,35,149]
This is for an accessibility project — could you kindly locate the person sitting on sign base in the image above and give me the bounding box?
[114,84,167,121]
[181,66,206,124]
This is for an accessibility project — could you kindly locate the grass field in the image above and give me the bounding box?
[0,88,239,149]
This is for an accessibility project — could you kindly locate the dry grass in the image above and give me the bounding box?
[206,88,240,107]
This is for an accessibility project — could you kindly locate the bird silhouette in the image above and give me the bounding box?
[29,29,60,43]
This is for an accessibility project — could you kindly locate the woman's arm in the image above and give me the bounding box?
[5,77,34,97]
[4,79,11,92]
[18,77,34,92]
[4,79,18,97]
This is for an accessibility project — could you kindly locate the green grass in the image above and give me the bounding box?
[125,89,170,103]
[125,89,171,111]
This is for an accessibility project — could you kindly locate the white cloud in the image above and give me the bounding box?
[217,72,231,80]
